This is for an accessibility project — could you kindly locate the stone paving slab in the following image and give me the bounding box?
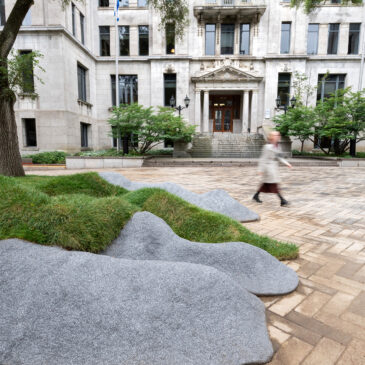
[26,166,365,364]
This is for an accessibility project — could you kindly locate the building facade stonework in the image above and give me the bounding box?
[1,0,364,155]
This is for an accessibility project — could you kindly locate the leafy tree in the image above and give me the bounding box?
[292,71,317,107]
[108,104,195,155]
[290,0,362,13]
[0,0,189,176]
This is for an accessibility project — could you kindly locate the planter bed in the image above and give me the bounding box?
[292,155,365,167]
[66,156,150,169]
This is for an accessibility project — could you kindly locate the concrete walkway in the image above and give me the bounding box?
[26,166,365,364]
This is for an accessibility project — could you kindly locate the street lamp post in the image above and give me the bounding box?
[275,96,297,113]
[170,95,190,116]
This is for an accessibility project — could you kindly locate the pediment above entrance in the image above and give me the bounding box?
[191,65,262,83]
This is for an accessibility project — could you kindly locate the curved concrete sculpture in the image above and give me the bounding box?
[99,171,259,222]
[105,212,299,296]
[0,239,273,365]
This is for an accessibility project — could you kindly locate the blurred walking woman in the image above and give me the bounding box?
[253,131,292,206]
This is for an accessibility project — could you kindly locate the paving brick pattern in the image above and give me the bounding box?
[29,166,365,364]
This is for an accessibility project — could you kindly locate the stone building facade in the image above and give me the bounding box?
[1,0,364,155]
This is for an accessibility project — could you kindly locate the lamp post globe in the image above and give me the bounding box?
[170,95,176,108]
[184,95,190,108]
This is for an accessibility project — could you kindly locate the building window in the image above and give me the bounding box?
[348,23,360,55]
[139,25,149,56]
[119,26,130,56]
[205,24,216,55]
[22,9,31,26]
[317,74,345,102]
[19,50,34,93]
[164,73,176,107]
[80,13,85,45]
[240,24,250,55]
[138,0,147,6]
[307,23,319,55]
[0,0,5,26]
[23,118,37,147]
[99,0,109,6]
[111,75,138,106]
[121,0,129,7]
[71,3,76,36]
[77,64,87,102]
[280,22,291,54]
[331,0,341,3]
[166,23,175,54]
[278,73,291,107]
[221,24,234,55]
[327,23,340,54]
[99,26,110,56]
[80,122,90,148]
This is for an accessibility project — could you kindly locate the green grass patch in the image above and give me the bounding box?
[124,189,298,260]
[15,173,128,197]
[0,175,137,252]
[1,173,298,260]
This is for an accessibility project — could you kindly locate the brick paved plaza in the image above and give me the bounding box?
[30,166,365,364]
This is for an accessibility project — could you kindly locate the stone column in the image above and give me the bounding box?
[338,23,350,55]
[250,90,258,134]
[318,24,328,55]
[195,90,202,133]
[203,90,210,133]
[242,90,249,133]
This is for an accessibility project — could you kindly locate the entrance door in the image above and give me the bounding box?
[214,108,232,132]
[211,95,239,132]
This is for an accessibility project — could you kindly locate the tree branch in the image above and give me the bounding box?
[0,0,34,59]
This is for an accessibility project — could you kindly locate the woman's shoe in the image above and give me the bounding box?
[253,193,262,203]
[280,199,289,206]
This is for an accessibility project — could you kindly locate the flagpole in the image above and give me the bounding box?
[114,0,120,151]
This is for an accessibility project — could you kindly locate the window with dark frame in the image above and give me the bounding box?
[99,26,110,56]
[348,23,361,55]
[221,24,234,55]
[307,23,319,55]
[80,12,85,45]
[0,0,5,26]
[317,74,345,102]
[205,24,216,55]
[111,75,138,106]
[80,122,89,148]
[327,23,340,54]
[280,22,291,54]
[119,26,130,56]
[77,64,87,102]
[19,50,34,93]
[139,25,149,56]
[278,73,291,107]
[331,0,341,3]
[71,3,76,36]
[166,23,175,54]
[23,118,37,147]
[99,0,109,6]
[164,73,176,107]
[240,24,250,55]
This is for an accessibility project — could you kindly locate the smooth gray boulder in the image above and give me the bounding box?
[105,212,299,296]
[99,171,259,222]
[0,239,273,365]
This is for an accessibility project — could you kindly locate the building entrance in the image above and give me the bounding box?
[211,95,240,132]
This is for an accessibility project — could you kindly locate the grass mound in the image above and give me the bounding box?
[1,174,298,260]
[124,189,298,260]
[16,173,127,197]
[0,175,137,252]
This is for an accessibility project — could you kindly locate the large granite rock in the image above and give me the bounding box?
[0,239,273,365]
[105,212,299,296]
[99,171,259,222]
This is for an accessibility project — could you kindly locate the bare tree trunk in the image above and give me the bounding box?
[0,94,25,176]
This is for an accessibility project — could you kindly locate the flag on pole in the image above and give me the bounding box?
[114,0,120,22]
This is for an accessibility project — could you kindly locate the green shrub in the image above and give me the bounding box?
[23,151,68,164]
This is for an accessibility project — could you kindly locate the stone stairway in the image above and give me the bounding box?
[190,133,266,158]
